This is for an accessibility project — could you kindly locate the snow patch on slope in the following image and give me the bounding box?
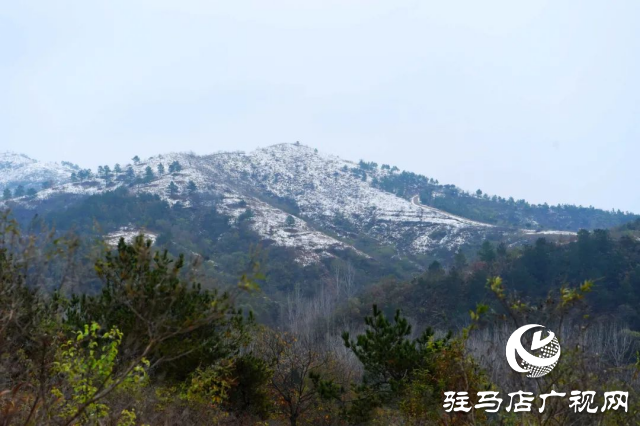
[219,193,366,266]
[206,144,490,253]
[521,229,577,236]
[1,145,503,259]
[0,152,75,191]
[104,227,157,247]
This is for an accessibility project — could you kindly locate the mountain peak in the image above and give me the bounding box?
[3,144,634,265]
[0,152,75,191]
[0,151,36,164]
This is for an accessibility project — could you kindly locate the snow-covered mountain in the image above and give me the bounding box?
[205,144,494,254]
[0,144,575,265]
[0,152,77,191]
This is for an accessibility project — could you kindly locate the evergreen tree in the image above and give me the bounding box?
[2,188,11,200]
[103,165,112,181]
[14,185,25,198]
[168,181,178,197]
[71,172,78,182]
[343,306,450,422]
[157,163,165,175]
[114,163,122,174]
[125,166,135,181]
[77,169,90,181]
[132,155,140,164]
[454,250,467,269]
[285,215,295,227]
[186,180,197,195]
[478,240,496,263]
[26,188,37,197]
[427,260,443,274]
[144,166,154,182]
[496,241,507,257]
[168,160,182,173]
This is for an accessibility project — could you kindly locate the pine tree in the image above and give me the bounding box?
[125,166,135,181]
[114,163,122,174]
[285,215,295,227]
[168,161,182,173]
[132,155,140,164]
[497,242,507,257]
[77,169,90,181]
[2,188,11,200]
[478,240,496,263]
[454,250,467,269]
[343,305,451,422]
[186,180,197,195]
[71,172,78,182]
[428,260,443,274]
[14,185,25,198]
[157,163,165,175]
[167,181,178,197]
[144,166,154,182]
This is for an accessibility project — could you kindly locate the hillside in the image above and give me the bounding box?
[1,143,634,273]
[2,143,639,424]
[354,221,640,329]
[375,167,635,230]
[0,152,77,192]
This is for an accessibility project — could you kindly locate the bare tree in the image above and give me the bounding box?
[257,330,331,426]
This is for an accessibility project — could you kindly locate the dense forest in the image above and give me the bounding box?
[372,170,637,230]
[353,221,640,329]
[7,188,427,324]
[2,208,640,425]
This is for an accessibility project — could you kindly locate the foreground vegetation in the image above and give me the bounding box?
[1,210,640,425]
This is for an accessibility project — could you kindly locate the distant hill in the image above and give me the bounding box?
[0,143,635,298]
[373,168,635,231]
[0,152,77,192]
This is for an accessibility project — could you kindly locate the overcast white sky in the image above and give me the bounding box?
[1,1,639,211]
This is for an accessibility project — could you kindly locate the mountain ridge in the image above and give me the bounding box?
[1,143,634,266]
